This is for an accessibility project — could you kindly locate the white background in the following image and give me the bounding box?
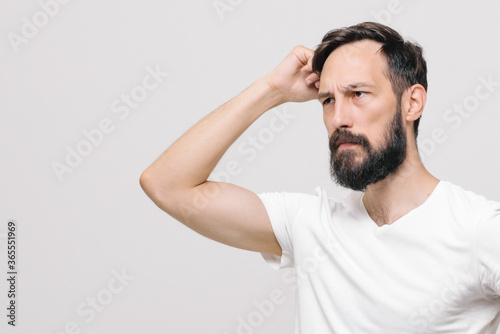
[1,0,500,333]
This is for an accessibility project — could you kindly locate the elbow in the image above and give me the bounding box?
[139,168,161,201]
[139,168,176,210]
[139,168,152,194]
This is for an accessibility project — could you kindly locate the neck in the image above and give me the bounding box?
[362,147,440,226]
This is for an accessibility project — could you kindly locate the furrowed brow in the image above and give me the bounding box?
[318,82,375,100]
[341,82,375,92]
[318,91,332,100]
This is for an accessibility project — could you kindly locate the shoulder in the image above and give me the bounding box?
[257,186,360,217]
[257,189,318,210]
[438,180,494,215]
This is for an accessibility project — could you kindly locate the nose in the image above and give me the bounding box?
[324,98,354,132]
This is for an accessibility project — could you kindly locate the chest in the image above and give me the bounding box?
[290,212,485,331]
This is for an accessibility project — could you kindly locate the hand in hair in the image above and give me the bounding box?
[262,45,320,105]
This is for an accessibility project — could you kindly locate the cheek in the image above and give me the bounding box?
[355,106,395,148]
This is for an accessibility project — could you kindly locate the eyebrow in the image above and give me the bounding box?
[318,82,375,100]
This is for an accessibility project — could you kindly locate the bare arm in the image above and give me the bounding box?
[140,46,319,256]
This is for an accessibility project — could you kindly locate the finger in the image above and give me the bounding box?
[294,45,314,67]
[305,72,320,85]
[300,65,312,73]
[300,54,315,74]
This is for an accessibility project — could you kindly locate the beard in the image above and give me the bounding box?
[329,103,407,191]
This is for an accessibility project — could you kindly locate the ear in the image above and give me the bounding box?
[404,84,426,122]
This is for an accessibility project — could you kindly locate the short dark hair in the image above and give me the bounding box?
[312,22,427,140]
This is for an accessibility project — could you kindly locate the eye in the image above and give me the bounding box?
[323,97,335,105]
[354,91,366,98]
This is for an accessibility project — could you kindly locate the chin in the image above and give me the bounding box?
[335,149,367,164]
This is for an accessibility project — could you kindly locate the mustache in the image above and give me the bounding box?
[329,129,371,152]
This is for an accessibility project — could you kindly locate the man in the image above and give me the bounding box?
[140,22,500,333]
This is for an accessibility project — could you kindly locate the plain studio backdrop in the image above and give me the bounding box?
[1,0,500,333]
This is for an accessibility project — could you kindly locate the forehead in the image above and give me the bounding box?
[320,40,390,89]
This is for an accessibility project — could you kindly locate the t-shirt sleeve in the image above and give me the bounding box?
[475,201,500,298]
[257,191,315,270]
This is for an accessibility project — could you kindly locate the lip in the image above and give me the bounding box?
[338,143,357,150]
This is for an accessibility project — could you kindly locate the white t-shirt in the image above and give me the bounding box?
[258,180,500,334]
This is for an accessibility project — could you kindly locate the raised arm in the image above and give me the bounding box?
[140,46,319,256]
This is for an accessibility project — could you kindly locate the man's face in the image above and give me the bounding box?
[317,40,407,191]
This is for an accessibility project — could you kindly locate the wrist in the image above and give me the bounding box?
[253,75,286,110]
